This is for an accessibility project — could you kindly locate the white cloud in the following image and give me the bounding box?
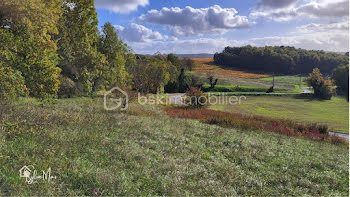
[139,5,250,37]
[95,0,149,13]
[125,22,349,54]
[251,0,349,21]
[296,21,349,33]
[256,0,298,9]
[115,23,163,43]
[249,32,348,52]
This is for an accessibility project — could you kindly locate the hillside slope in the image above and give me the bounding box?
[0,98,348,196]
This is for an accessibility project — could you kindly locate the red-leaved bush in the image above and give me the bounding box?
[185,87,207,108]
[164,108,344,144]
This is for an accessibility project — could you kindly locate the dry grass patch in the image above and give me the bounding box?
[192,58,271,79]
[164,107,346,144]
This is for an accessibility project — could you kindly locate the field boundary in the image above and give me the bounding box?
[206,92,312,96]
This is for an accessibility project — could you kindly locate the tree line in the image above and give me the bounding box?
[1,1,347,100]
[214,46,349,74]
[0,0,194,100]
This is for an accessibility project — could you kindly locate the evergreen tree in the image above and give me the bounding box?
[178,68,190,93]
[167,54,182,70]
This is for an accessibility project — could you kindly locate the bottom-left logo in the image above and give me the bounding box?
[19,165,56,184]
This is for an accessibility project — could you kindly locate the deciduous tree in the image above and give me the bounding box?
[57,0,106,96]
[97,22,131,89]
[332,65,349,97]
[306,68,333,100]
[0,0,62,99]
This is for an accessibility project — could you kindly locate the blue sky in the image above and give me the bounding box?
[95,0,349,54]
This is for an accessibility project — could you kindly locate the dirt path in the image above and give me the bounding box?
[301,87,312,93]
[168,94,185,105]
[328,132,349,141]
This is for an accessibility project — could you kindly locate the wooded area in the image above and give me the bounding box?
[0,0,348,101]
[0,0,185,99]
[214,46,349,74]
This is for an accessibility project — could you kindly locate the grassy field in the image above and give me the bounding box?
[0,97,348,195]
[210,96,349,133]
[191,58,304,92]
[202,84,272,92]
[201,84,302,93]
[260,75,308,87]
[192,58,271,79]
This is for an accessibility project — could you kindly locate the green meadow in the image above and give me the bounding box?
[210,96,349,133]
[0,97,348,196]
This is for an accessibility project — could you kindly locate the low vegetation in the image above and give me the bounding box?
[164,108,344,143]
[0,0,348,195]
[184,87,207,108]
[0,98,348,195]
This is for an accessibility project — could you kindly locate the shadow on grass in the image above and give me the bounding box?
[292,94,327,101]
[293,94,349,102]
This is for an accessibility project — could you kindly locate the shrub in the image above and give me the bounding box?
[317,125,328,134]
[266,86,274,93]
[58,76,77,98]
[185,87,207,108]
[208,75,218,88]
[306,68,333,100]
[0,65,27,100]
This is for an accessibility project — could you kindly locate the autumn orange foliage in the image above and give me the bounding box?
[192,58,271,79]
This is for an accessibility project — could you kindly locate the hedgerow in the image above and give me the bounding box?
[164,108,346,144]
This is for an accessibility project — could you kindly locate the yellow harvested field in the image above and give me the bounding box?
[192,58,271,79]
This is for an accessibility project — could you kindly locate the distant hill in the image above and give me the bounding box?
[214,46,349,74]
[175,54,214,58]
